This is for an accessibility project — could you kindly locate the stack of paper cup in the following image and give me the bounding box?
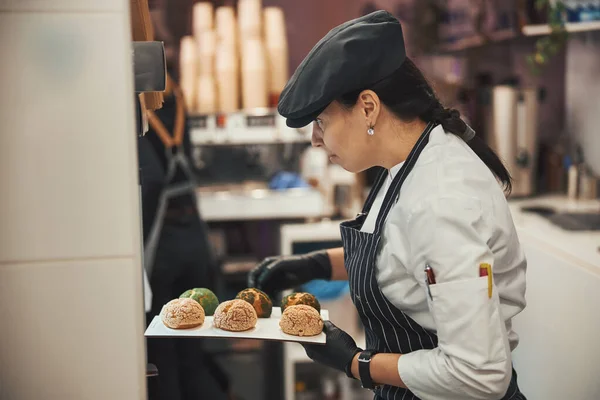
[192,2,216,114]
[192,2,213,37]
[180,0,287,113]
[238,0,268,109]
[215,6,239,113]
[215,47,239,113]
[196,30,216,77]
[197,75,217,114]
[179,36,198,110]
[240,38,268,109]
[238,0,262,37]
[216,6,237,49]
[264,7,288,106]
[193,2,215,78]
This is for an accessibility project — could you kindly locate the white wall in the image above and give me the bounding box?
[566,31,600,175]
[0,1,147,399]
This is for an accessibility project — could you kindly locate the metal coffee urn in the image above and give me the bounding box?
[487,82,541,198]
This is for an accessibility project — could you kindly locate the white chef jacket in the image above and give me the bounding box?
[360,125,527,399]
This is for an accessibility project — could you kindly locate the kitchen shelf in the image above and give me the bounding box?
[188,110,311,146]
[197,187,325,221]
[523,21,600,36]
[437,29,517,52]
[436,21,600,53]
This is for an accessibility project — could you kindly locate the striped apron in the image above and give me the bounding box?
[340,122,525,400]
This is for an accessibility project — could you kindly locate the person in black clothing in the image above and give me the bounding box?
[137,5,234,399]
[138,75,230,400]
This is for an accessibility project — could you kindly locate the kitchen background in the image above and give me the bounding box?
[142,0,600,399]
[1,1,600,400]
[157,0,600,194]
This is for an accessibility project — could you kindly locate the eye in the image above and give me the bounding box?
[315,118,324,130]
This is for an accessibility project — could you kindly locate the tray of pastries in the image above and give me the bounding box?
[144,288,327,344]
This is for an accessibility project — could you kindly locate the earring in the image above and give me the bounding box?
[367,127,375,136]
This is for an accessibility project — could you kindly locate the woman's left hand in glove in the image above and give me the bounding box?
[302,321,362,376]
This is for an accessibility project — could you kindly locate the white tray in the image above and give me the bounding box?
[145,307,328,344]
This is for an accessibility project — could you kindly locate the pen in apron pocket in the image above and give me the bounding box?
[425,264,435,300]
[479,263,492,298]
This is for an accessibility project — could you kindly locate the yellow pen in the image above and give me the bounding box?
[479,263,492,298]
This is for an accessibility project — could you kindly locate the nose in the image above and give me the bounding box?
[311,122,323,148]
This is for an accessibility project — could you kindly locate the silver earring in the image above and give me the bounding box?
[367,127,375,136]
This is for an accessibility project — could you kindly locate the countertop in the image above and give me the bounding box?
[197,187,326,221]
[508,195,600,273]
[277,194,600,273]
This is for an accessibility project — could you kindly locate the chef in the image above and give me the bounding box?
[249,11,527,400]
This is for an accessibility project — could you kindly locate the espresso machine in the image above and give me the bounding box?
[486,82,542,198]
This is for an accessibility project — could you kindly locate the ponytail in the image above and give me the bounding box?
[425,104,513,194]
[467,134,513,194]
[338,57,512,194]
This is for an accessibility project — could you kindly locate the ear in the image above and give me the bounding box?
[357,90,381,128]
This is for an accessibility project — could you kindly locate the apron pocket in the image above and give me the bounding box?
[429,276,508,367]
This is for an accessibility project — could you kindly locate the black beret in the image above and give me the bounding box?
[278,10,406,128]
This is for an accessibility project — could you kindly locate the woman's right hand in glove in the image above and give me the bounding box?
[247,250,332,295]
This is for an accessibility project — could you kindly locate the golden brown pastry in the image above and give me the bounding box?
[160,298,205,329]
[279,305,323,337]
[213,299,258,332]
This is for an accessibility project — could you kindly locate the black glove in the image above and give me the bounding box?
[247,250,332,295]
[303,321,362,375]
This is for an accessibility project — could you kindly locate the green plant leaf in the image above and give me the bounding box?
[528,0,568,75]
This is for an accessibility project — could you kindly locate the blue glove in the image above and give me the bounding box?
[268,171,309,190]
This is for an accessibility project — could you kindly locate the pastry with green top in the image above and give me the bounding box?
[281,292,320,313]
[179,288,219,316]
[236,288,273,318]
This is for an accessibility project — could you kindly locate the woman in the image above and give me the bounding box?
[248,11,527,400]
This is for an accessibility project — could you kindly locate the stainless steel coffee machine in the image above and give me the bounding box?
[486,83,541,197]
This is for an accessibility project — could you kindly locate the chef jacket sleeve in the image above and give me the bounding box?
[396,194,513,400]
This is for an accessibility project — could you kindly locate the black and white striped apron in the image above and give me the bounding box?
[340,122,525,400]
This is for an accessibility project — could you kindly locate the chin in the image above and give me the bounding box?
[334,158,363,174]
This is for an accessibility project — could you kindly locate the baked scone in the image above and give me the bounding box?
[213,299,258,332]
[161,298,205,329]
[279,304,324,337]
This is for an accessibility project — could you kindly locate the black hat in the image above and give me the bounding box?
[278,10,406,128]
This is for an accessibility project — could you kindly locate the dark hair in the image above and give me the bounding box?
[338,57,512,194]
